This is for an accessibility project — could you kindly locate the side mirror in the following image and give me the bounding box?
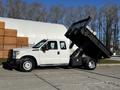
[41,44,48,52]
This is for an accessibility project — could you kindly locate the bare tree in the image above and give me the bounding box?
[47,5,64,23]
[0,0,5,16]
[99,4,119,51]
[97,11,105,43]
[81,5,97,31]
[111,6,119,53]
[26,2,47,22]
[63,7,83,28]
[63,6,97,28]
[6,0,27,19]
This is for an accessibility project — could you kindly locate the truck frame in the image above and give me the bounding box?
[2,17,112,72]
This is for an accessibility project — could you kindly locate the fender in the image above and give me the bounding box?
[20,55,38,66]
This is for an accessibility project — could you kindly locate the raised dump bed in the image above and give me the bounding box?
[65,16,112,60]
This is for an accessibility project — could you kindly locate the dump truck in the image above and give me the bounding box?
[2,17,112,72]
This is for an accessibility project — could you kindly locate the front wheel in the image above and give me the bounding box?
[20,57,35,72]
[83,57,96,70]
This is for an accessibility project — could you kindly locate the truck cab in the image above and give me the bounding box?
[3,39,71,72]
[31,39,70,66]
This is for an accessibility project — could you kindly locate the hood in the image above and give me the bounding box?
[12,47,35,52]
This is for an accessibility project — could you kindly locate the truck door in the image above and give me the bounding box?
[40,41,60,65]
[59,41,70,64]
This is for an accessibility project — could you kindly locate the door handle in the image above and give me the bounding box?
[57,51,60,55]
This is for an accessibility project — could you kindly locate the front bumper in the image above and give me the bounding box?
[2,59,20,70]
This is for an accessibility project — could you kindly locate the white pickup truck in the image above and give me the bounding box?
[2,17,112,72]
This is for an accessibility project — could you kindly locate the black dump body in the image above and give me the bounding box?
[65,16,112,60]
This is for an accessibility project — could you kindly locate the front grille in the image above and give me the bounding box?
[8,49,13,61]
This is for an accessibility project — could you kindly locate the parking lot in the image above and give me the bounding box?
[0,65,120,90]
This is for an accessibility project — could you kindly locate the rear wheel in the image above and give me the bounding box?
[20,57,35,72]
[83,57,96,70]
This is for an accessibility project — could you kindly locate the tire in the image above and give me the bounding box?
[20,57,35,72]
[83,57,96,70]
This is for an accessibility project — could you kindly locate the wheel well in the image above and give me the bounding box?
[82,56,97,63]
[21,56,37,67]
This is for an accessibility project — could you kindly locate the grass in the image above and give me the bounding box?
[99,59,120,64]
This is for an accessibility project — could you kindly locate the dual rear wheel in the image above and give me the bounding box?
[83,57,96,70]
[70,56,97,70]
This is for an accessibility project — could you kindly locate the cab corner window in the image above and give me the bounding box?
[48,41,58,50]
[60,41,66,50]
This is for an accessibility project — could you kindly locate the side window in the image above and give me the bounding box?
[48,41,58,50]
[60,41,67,50]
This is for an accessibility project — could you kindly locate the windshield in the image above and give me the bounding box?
[32,39,47,48]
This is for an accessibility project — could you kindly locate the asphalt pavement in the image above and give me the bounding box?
[0,65,120,90]
[110,56,120,61]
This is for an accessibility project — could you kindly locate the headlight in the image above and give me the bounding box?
[13,51,20,58]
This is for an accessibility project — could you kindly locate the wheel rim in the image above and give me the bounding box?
[23,61,32,71]
[88,61,95,69]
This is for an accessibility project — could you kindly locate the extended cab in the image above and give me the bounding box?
[2,17,112,72]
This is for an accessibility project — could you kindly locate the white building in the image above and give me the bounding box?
[0,17,68,46]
